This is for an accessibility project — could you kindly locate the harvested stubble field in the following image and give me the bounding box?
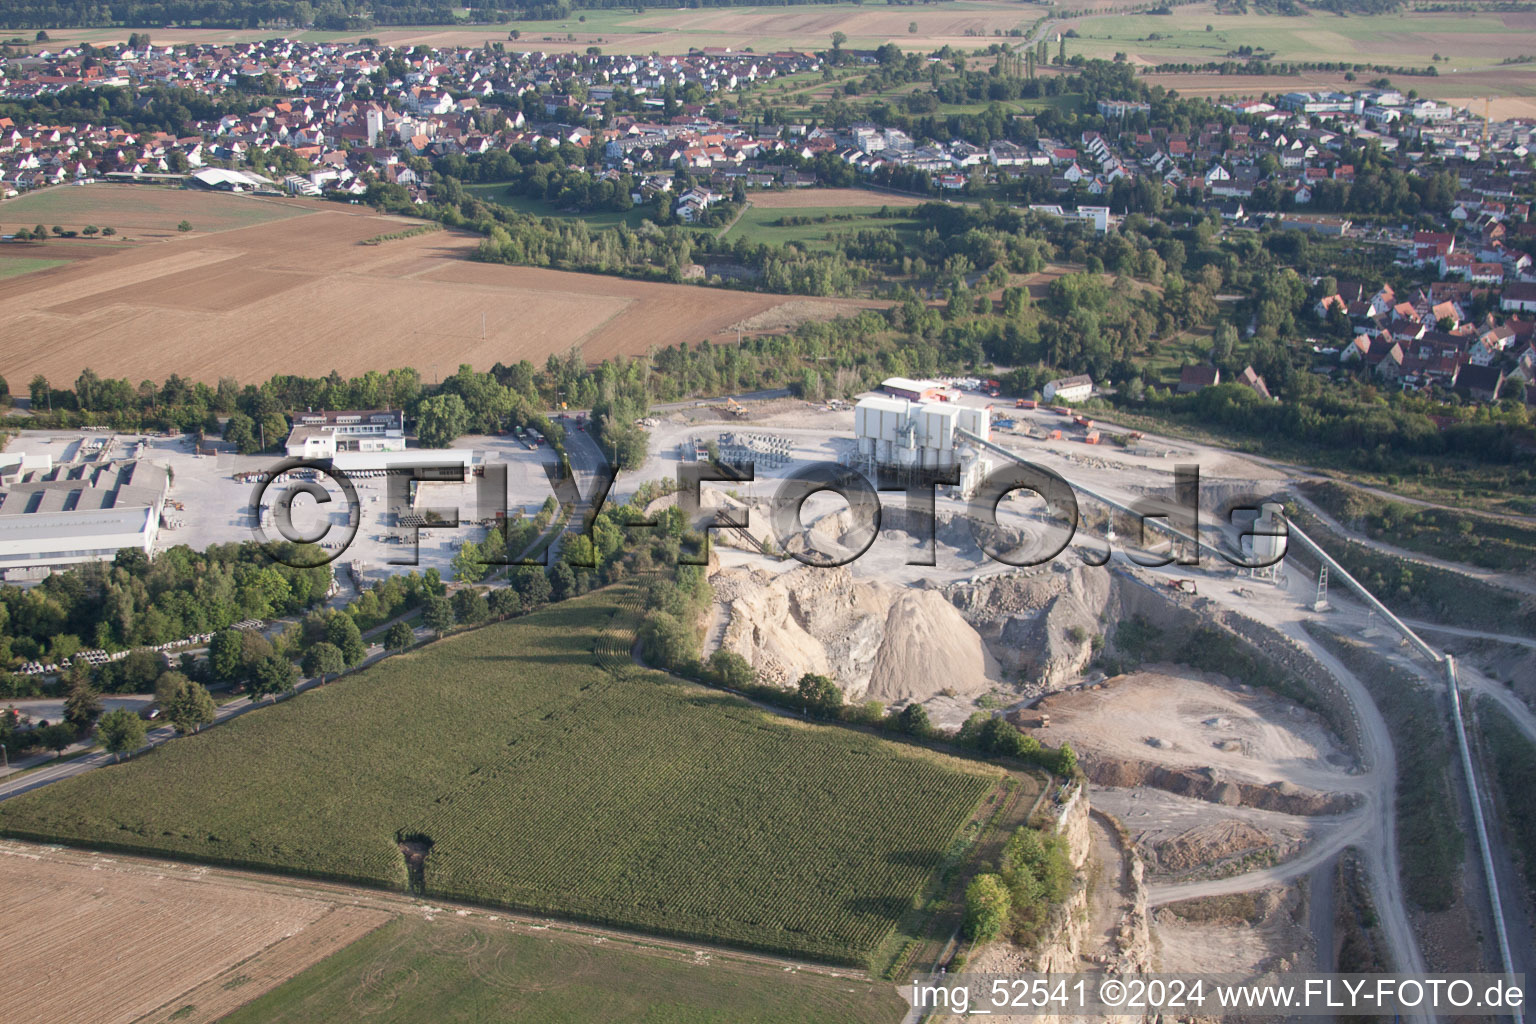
[40,0,1050,53]
[0,842,391,1024]
[0,186,867,384]
[0,185,311,236]
[1066,4,1536,101]
[220,914,905,1024]
[0,587,1000,966]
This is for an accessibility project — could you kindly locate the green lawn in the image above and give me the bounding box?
[219,915,905,1024]
[0,586,998,967]
[724,205,921,249]
[0,256,66,280]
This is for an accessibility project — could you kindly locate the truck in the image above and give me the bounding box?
[1016,398,1037,409]
[1072,415,1095,430]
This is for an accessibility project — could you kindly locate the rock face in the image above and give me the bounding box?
[951,564,1119,693]
[712,565,1001,702]
[1083,758,1359,816]
[971,786,1155,1023]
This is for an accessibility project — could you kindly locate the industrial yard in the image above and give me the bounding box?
[1,376,1532,1010]
[627,381,1534,988]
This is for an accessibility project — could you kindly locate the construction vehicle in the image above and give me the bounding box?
[723,396,748,418]
[1166,579,1197,595]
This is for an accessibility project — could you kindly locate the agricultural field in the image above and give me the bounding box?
[37,0,1053,53]
[1065,3,1536,101]
[0,255,66,280]
[0,842,391,1024]
[0,185,310,237]
[0,187,870,385]
[461,182,657,231]
[0,587,1001,966]
[220,914,906,1024]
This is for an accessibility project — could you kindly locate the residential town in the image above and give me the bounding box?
[2,10,1536,1023]
[0,36,1535,403]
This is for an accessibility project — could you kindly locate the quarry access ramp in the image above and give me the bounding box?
[957,427,1520,1018]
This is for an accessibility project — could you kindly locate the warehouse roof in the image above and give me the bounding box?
[0,459,168,517]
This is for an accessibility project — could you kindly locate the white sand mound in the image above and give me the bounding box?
[867,590,1001,703]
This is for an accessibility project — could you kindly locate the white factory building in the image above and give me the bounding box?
[0,456,169,575]
[285,409,407,459]
[853,395,993,496]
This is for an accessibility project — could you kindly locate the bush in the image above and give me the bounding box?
[706,649,755,689]
[963,873,1011,943]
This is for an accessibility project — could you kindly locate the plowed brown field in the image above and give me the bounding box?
[0,842,391,1024]
[0,195,868,385]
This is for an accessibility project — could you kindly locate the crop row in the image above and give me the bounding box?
[0,586,996,965]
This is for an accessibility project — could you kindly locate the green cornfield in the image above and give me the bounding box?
[0,586,998,966]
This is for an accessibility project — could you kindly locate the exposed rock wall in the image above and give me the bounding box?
[1083,758,1359,815]
[948,564,1119,692]
[992,787,1156,1024]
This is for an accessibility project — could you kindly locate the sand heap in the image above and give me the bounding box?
[711,565,1001,702]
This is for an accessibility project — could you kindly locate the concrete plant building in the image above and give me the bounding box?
[852,395,992,496]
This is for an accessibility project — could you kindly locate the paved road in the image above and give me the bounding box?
[1309,856,1338,974]
[548,420,612,564]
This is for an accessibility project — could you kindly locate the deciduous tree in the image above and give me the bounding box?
[796,673,843,719]
[97,708,147,760]
[422,596,455,639]
[384,621,414,651]
[301,642,344,682]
